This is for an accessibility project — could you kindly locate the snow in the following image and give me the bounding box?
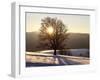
[27,49,89,56]
[26,49,90,67]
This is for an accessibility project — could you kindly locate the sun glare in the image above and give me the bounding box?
[47,27,54,34]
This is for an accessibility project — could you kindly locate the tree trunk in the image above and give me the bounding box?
[54,49,57,55]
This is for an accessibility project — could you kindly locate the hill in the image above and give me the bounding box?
[26,32,89,52]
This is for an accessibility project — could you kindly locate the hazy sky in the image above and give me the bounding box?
[26,12,90,33]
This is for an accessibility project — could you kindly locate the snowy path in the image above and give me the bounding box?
[26,52,89,67]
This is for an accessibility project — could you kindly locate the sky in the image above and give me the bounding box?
[26,12,90,33]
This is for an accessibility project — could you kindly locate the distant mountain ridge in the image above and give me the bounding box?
[26,32,89,52]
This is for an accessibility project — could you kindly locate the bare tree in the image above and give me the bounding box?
[39,17,68,55]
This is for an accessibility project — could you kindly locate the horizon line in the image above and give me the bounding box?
[26,31,89,34]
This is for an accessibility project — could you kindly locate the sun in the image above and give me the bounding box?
[47,27,54,34]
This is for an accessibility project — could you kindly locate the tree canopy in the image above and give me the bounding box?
[39,17,68,55]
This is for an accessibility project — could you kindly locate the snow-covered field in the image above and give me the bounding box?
[26,49,90,67]
[26,49,89,56]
